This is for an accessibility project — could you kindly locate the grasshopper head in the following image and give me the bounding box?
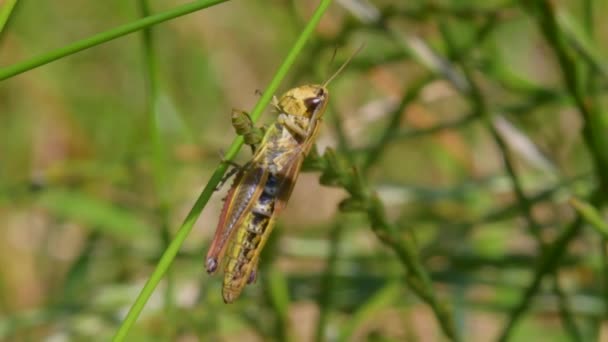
[274,45,363,132]
[276,84,329,119]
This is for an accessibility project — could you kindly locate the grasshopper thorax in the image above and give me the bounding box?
[276,84,329,119]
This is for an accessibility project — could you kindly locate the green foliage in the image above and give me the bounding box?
[1,0,608,341]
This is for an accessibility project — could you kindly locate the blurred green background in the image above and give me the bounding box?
[2,0,608,341]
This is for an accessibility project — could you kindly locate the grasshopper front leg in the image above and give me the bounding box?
[231,109,265,153]
[277,113,308,138]
[216,109,263,192]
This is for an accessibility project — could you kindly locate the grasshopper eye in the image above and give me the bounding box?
[304,97,323,111]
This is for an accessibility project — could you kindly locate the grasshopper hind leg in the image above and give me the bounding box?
[215,167,240,192]
[246,261,259,285]
[214,151,244,192]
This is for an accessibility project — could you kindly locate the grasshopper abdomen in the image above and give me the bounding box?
[222,173,280,303]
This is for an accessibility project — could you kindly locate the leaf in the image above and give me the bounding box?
[570,197,608,238]
[37,189,149,241]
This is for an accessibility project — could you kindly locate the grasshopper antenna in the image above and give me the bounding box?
[322,43,365,88]
[327,46,338,72]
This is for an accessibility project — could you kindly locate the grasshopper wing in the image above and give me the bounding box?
[273,123,321,213]
[222,140,317,301]
[206,164,269,274]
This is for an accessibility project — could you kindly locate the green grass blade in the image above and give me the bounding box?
[315,222,343,342]
[555,8,608,79]
[0,0,18,35]
[0,0,228,81]
[264,268,291,342]
[138,0,177,337]
[338,283,401,342]
[37,189,148,241]
[570,198,608,238]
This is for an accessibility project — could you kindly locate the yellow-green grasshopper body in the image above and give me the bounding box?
[206,48,360,303]
[206,85,328,303]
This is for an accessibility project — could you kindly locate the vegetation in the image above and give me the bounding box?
[1,0,607,340]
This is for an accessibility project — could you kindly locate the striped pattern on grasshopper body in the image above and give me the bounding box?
[206,85,328,303]
[206,47,361,303]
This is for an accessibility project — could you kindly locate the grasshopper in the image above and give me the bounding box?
[206,48,361,303]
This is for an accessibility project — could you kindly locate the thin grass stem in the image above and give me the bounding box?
[0,0,229,80]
